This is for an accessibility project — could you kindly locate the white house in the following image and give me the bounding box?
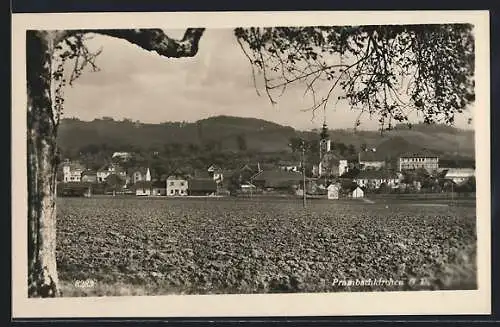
[350,186,364,198]
[354,170,400,189]
[398,152,439,172]
[62,161,85,183]
[132,167,151,184]
[327,183,341,200]
[444,168,475,185]
[97,164,127,183]
[338,159,349,176]
[151,180,166,196]
[135,181,152,196]
[166,175,188,196]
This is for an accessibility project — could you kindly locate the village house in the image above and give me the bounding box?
[81,170,97,183]
[134,181,152,196]
[338,159,350,176]
[443,168,475,185]
[207,165,224,184]
[152,180,167,196]
[97,163,127,183]
[131,167,152,184]
[349,186,365,198]
[398,151,439,172]
[166,175,188,196]
[252,169,304,192]
[354,170,401,189]
[188,178,218,196]
[327,183,341,199]
[358,150,386,170]
[62,160,85,183]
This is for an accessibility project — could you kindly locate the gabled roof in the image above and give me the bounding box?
[133,181,152,189]
[350,185,364,192]
[327,183,341,189]
[152,180,166,188]
[167,174,188,181]
[189,178,217,191]
[399,150,439,158]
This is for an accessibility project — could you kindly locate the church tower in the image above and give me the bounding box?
[318,122,331,177]
[319,122,331,156]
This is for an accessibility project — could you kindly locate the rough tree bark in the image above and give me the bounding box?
[27,30,61,297]
[26,28,205,298]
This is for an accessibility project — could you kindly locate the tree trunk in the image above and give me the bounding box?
[27,30,60,297]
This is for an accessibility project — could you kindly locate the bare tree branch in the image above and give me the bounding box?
[59,28,205,58]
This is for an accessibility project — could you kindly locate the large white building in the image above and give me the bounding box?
[166,175,188,196]
[398,152,439,172]
[62,161,85,183]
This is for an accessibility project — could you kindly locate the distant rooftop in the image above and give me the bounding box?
[399,150,439,158]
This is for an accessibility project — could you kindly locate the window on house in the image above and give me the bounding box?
[170,182,174,186]
[170,190,174,194]
[180,182,185,186]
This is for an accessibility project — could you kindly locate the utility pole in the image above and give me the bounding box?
[451,180,454,203]
[302,140,307,208]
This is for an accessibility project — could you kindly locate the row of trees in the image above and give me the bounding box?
[288,136,358,157]
[63,136,249,159]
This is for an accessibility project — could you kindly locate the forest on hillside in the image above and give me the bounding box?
[56,116,475,176]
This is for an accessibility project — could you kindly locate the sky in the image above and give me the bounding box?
[62,28,474,131]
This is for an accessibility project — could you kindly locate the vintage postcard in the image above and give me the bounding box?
[12,10,490,317]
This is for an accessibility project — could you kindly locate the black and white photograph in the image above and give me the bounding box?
[12,11,490,317]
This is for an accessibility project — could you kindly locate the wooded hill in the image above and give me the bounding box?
[57,115,475,160]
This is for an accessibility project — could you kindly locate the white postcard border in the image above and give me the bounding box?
[12,10,491,318]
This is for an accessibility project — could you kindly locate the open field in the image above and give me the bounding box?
[56,197,477,296]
